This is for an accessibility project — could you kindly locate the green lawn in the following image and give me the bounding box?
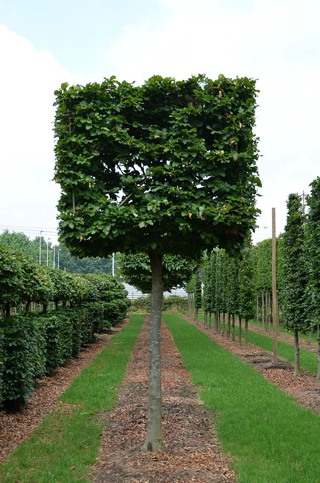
[164,313,320,483]
[0,315,144,483]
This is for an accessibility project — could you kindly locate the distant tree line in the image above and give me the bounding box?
[0,230,115,274]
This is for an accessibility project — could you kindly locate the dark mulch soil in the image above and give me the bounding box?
[90,319,236,482]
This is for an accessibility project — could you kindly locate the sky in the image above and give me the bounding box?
[0,0,319,245]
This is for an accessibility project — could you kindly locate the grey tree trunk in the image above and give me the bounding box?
[232,313,235,341]
[227,312,231,338]
[142,249,164,451]
[222,312,226,336]
[239,315,242,345]
[293,328,300,376]
[317,324,320,389]
[261,291,265,330]
[245,318,249,347]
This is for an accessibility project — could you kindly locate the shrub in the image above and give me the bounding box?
[163,295,188,313]
[0,315,46,411]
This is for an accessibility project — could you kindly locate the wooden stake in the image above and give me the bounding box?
[272,207,278,363]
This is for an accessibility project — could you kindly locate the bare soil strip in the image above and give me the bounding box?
[91,319,236,482]
[191,318,320,415]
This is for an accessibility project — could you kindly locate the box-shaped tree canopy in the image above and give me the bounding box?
[54,74,260,259]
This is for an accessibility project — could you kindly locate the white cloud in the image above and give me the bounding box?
[0,25,81,240]
[105,0,320,241]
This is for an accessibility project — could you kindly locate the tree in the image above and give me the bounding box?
[238,236,255,346]
[119,253,194,293]
[283,194,309,375]
[0,231,114,274]
[306,178,320,386]
[203,252,213,326]
[54,74,260,450]
[194,271,202,320]
[224,252,239,339]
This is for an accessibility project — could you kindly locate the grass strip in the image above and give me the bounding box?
[248,317,318,344]
[164,313,320,482]
[198,313,318,375]
[0,314,144,483]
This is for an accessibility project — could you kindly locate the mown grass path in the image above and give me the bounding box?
[164,313,320,482]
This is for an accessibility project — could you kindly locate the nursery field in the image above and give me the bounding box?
[1,313,320,482]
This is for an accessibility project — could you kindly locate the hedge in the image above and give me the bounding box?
[0,301,129,412]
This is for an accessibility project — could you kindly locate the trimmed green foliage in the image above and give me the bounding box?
[0,299,129,410]
[0,315,46,411]
[54,75,260,259]
[43,312,74,375]
[0,315,144,482]
[165,314,320,482]
[283,194,309,333]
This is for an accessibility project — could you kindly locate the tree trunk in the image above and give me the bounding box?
[222,312,226,336]
[268,290,271,332]
[227,312,231,338]
[194,306,198,322]
[317,324,320,389]
[293,328,300,376]
[264,290,270,332]
[256,293,259,326]
[261,291,265,330]
[239,315,242,345]
[4,303,10,317]
[245,318,249,347]
[214,311,219,333]
[232,313,235,341]
[187,293,191,316]
[204,310,207,326]
[142,249,164,451]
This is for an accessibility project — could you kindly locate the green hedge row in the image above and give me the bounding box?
[0,298,130,412]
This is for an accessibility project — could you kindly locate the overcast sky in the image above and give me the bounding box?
[0,0,319,244]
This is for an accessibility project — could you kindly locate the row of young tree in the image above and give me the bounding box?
[0,230,115,275]
[200,176,320,382]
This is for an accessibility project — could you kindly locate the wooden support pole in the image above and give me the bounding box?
[272,207,278,364]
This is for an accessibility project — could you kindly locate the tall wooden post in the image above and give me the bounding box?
[272,208,278,364]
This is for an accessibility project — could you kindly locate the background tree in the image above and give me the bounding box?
[306,178,320,386]
[203,252,213,326]
[119,253,194,294]
[238,236,255,346]
[282,194,309,375]
[252,239,272,329]
[224,252,239,339]
[0,231,114,274]
[194,271,202,320]
[54,74,260,450]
